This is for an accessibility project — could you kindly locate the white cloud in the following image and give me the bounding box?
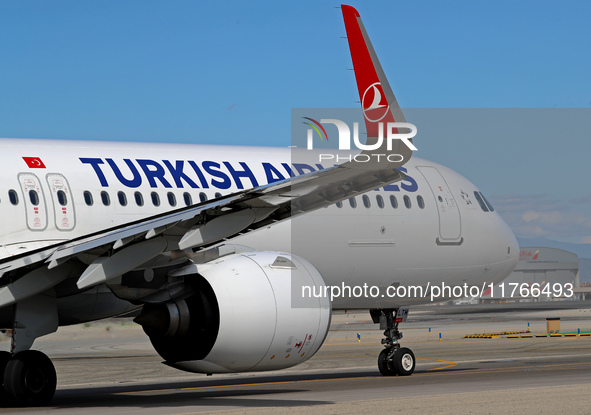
[491,193,591,242]
[521,211,562,225]
[522,211,539,222]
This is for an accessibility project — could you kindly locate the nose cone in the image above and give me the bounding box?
[489,211,519,284]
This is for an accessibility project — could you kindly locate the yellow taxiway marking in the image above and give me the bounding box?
[417,357,458,371]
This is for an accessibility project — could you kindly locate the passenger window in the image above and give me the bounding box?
[118,191,127,206]
[199,192,208,203]
[183,192,192,206]
[151,192,160,207]
[362,195,371,208]
[57,190,67,206]
[336,201,343,208]
[480,192,494,212]
[29,190,40,206]
[376,195,384,209]
[215,192,222,198]
[403,195,411,209]
[417,195,425,209]
[101,191,110,206]
[167,192,177,207]
[134,191,144,206]
[474,191,489,212]
[390,195,398,209]
[84,191,93,206]
[349,197,357,208]
[9,189,19,205]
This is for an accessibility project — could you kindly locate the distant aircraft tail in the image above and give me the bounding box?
[342,4,410,152]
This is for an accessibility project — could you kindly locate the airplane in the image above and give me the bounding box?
[0,5,518,406]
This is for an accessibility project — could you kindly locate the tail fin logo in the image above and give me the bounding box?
[362,83,389,122]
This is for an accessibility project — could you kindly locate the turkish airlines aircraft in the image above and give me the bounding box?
[0,5,518,406]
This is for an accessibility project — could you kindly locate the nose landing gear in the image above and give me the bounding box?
[371,308,415,376]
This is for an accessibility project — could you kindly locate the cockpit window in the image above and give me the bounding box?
[474,191,489,212]
[480,192,494,212]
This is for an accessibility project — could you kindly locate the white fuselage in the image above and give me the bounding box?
[0,138,518,309]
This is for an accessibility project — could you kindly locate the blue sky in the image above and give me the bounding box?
[1,1,590,244]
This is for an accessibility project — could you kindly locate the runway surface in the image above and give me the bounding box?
[2,307,591,414]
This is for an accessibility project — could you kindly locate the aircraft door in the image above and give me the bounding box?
[417,166,462,243]
[46,173,76,231]
[17,173,48,231]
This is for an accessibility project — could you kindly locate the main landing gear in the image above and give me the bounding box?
[0,349,57,407]
[371,308,415,376]
[1,293,59,407]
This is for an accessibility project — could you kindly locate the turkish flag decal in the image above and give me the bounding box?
[22,157,46,168]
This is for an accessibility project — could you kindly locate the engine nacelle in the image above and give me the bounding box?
[135,251,331,373]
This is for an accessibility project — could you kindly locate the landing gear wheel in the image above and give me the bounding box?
[3,350,57,407]
[0,351,11,404]
[393,347,415,376]
[377,348,397,376]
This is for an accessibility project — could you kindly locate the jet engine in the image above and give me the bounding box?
[134,251,331,374]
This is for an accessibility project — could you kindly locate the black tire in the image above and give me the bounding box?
[0,351,11,405]
[3,350,57,407]
[377,348,397,376]
[393,347,415,376]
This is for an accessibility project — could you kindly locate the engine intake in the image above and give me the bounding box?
[135,251,331,373]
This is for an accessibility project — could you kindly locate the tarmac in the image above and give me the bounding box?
[2,306,591,414]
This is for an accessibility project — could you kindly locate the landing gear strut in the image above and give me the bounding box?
[371,308,415,376]
[1,292,59,407]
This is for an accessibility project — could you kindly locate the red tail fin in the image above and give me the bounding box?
[342,5,406,139]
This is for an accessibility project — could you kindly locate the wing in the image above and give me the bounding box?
[0,161,407,306]
[0,4,412,307]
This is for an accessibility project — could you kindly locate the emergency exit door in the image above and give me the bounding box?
[46,173,76,231]
[18,173,48,231]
